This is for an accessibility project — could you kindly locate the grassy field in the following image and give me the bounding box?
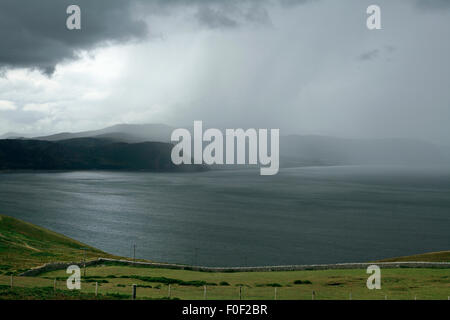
[0,264,449,300]
[0,214,449,300]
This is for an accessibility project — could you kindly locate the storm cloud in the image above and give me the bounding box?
[1,0,450,146]
[0,0,149,74]
[0,0,311,74]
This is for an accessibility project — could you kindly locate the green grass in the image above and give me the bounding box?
[0,284,126,300]
[378,251,450,263]
[0,265,448,300]
[0,214,121,273]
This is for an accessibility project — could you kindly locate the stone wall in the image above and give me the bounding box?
[19,259,103,277]
[19,258,450,277]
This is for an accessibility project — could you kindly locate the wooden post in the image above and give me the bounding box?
[414,295,417,301]
[95,282,98,297]
[349,292,352,300]
[312,290,315,300]
[239,286,242,300]
[168,284,171,299]
[274,287,277,300]
[204,285,207,300]
[385,294,387,300]
[133,244,136,263]
[54,278,56,292]
[132,284,137,300]
[10,275,13,288]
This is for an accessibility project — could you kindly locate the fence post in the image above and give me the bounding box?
[168,284,171,299]
[204,285,207,300]
[132,284,137,300]
[312,290,315,300]
[239,286,242,300]
[10,275,13,288]
[349,292,352,300]
[95,282,98,297]
[274,287,277,300]
[54,278,56,292]
[385,294,387,300]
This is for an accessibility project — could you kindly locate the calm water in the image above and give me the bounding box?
[0,165,449,266]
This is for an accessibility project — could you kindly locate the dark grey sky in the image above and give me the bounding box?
[0,0,449,145]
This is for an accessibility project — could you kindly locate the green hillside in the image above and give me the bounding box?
[0,215,119,274]
[378,251,450,263]
[0,138,206,171]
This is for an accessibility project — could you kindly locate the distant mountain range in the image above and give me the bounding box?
[0,132,32,140]
[33,123,175,143]
[0,123,448,170]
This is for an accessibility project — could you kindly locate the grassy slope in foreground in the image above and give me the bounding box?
[1,263,449,300]
[0,214,121,274]
[377,251,450,263]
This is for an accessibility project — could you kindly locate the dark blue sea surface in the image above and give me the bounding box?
[0,165,449,266]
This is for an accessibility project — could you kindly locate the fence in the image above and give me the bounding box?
[2,274,450,301]
[8,258,450,300]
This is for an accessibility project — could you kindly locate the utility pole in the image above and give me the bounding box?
[83,248,86,277]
